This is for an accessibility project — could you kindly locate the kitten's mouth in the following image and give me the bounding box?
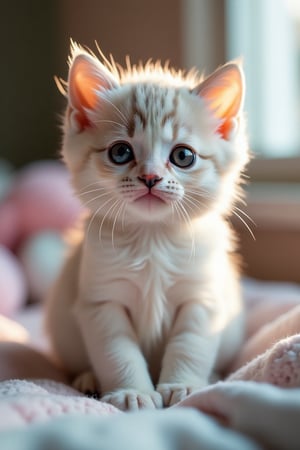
[134,192,166,209]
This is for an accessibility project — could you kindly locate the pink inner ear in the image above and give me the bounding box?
[72,64,100,110]
[217,119,234,140]
[67,53,116,131]
[203,80,241,119]
[67,106,91,130]
[198,64,244,140]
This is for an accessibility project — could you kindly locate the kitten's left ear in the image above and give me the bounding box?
[194,63,244,140]
[67,50,118,131]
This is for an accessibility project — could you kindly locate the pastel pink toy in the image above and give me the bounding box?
[0,159,83,312]
[11,161,82,241]
[0,246,27,317]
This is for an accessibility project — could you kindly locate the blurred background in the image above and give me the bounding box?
[1,0,300,283]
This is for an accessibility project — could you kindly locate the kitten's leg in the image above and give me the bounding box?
[75,301,162,411]
[45,244,90,376]
[157,302,220,407]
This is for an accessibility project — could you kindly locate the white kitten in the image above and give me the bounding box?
[46,42,249,411]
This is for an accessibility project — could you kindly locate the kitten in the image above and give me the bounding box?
[46,42,249,411]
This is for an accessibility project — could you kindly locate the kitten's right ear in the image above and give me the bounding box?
[67,52,117,132]
[193,62,244,140]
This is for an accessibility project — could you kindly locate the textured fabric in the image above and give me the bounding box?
[1,278,300,448]
[0,406,260,450]
[178,381,300,450]
[0,379,119,430]
[1,379,300,449]
[229,333,300,386]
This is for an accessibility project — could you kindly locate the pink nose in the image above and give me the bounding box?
[138,174,162,189]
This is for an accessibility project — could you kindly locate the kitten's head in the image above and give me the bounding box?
[60,42,249,227]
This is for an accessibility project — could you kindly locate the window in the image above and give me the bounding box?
[183,0,300,160]
[226,0,300,158]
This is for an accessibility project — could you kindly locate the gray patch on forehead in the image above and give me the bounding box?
[127,84,178,138]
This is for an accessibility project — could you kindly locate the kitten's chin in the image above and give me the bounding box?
[135,193,165,208]
[129,193,169,221]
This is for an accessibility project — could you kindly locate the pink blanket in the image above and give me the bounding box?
[1,278,300,449]
[0,379,119,430]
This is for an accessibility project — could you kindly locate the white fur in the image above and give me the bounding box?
[46,47,249,410]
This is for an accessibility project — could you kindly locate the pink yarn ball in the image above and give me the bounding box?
[0,246,27,317]
[0,201,20,249]
[12,161,82,239]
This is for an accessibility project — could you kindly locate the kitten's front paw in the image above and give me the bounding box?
[157,383,202,407]
[101,389,163,411]
[72,370,100,398]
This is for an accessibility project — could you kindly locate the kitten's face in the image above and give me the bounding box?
[61,45,248,227]
[79,84,223,224]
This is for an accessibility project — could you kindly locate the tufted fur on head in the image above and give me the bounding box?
[58,41,248,227]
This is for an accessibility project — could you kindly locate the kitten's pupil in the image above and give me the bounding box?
[109,142,135,165]
[170,146,195,168]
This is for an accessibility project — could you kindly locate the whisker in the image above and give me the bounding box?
[86,196,115,239]
[77,181,103,194]
[174,200,196,260]
[120,201,127,230]
[172,201,183,228]
[234,190,247,207]
[81,191,111,208]
[101,97,128,125]
[98,198,120,245]
[234,206,256,226]
[170,202,175,224]
[186,187,216,201]
[180,200,195,228]
[86,206,102,240]
[232,210,256,240]
[111,200,124,248]
[93,119,127,129]
[184,194,207,212]
[181,202,196,260]
[77,187,106,197]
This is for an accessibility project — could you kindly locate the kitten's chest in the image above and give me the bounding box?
[82,223,183,287]
[130,245,175,339]
[81,227,186,344]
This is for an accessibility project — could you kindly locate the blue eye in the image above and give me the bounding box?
[170,146,196,168]
[108,142,135,165]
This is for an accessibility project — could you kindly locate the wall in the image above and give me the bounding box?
[58,0,183,69]
[0,0,184,167]
[0,2,60,167]
[1,0,226,167]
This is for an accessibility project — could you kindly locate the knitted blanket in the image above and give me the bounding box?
[0,278,300,449]
[0,379,300,449]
